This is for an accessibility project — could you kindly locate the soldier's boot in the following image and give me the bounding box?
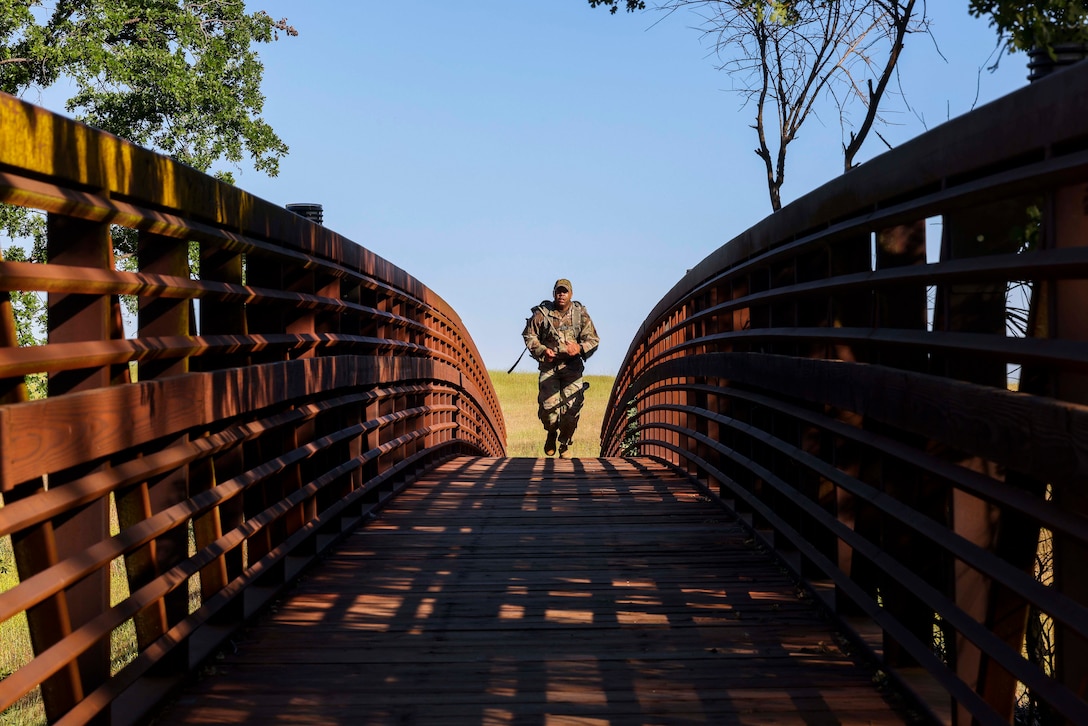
[557,420,577,458]
[544,429,558,456]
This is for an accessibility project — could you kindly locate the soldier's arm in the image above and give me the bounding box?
[522,311,553,360]
[577,310,600,358]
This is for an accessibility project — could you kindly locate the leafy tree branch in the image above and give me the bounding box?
[1,1,296,398]
[970,0,1088,56]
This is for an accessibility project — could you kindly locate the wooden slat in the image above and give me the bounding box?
[630,352,1088,483]
[0,356,467,490]
[155,457,911,725]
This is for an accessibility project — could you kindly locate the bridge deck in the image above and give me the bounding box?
[156,457,910,724]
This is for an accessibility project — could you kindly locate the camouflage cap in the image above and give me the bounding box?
[553,278,573,293]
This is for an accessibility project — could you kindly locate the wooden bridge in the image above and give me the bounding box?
[156,457,909,725]
[3,64,1088,725]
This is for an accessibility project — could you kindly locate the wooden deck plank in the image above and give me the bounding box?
[155,457,916,725]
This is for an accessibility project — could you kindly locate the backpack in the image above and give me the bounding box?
[508,301,591,373]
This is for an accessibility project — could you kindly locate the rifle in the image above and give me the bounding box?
[507,347,528,374]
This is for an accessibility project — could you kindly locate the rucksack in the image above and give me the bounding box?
[508,301,591,373]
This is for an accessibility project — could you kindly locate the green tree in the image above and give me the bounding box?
[2,0,296,177]
[589,0,647,12]
[591,0,926,211]
[0,205,48,399]
[970,0,1088,56]
[1,0,296,397]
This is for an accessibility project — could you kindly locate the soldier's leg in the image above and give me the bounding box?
[537,367,563,455]
[556,367,586,452]
[537,367,563,430]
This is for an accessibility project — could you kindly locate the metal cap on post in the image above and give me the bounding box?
[1027,43,1087,82]
[286,203,323,225]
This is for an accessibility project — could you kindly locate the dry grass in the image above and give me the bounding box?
[1,534,44,726]
[490,370,615,459]
[1,499,139,726]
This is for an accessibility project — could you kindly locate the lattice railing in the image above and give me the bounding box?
[0,92,505,724]
[603,64,1088,725]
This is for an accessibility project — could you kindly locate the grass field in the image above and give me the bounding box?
[489,370,615,459]
[0,534,39,726]
[1,504,141,726]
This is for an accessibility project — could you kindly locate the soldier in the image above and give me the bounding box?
[521,278,600,457]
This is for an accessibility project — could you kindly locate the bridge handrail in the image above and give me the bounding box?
[0,92,505,723]
[603,64,1088,724]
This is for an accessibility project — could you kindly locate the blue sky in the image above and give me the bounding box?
[36,2,1031,376]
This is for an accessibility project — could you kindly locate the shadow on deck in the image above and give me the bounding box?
[154,457,915,725]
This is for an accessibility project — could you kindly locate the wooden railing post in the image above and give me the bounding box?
[1051,180,1088,707]
[136,232,192,379]
[115,231,194,675]
[938,199,1039,724]
[817,235,875,620]
[870,221,942,668]
[193,241,248,612]
[197,243,247,365]
[13,214,117,722]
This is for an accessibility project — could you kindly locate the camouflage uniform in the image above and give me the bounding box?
[521,294,600,448]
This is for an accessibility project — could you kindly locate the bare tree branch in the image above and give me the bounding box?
[655,0,927,210]
[843,0,918,170]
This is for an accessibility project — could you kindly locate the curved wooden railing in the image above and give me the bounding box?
[0,93,504,724]
[602,64,1088,724]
